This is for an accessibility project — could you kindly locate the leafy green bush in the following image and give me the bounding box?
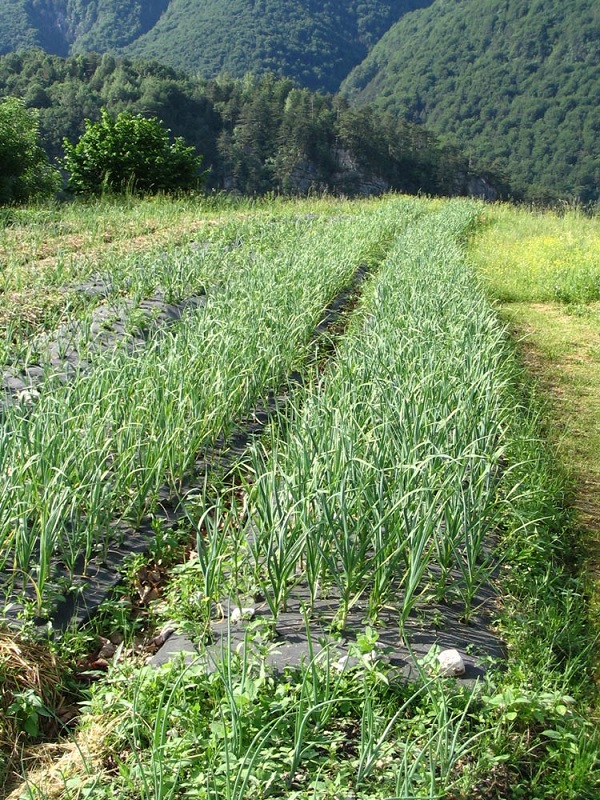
[0,97,60,204]
[62,108,204,195]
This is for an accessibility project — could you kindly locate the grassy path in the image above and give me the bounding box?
[471,204,600,649]
[500,303,600,622]
[502,304,600,520]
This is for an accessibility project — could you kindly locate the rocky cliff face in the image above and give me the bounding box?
[223,145,500,199]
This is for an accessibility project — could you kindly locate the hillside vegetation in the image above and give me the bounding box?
[0,0,433,93]
[0,1,168,59]
[0,0,597,201]
[123,0,435,93]
[0,50,493,199]
[342,0,600,202]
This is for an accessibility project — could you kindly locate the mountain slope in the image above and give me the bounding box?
[342,0,600,201]
[0,0,170,56]
[121,0,435,91]
[0,0,41,53]
[1,0,597,200]
[0,0,434,93]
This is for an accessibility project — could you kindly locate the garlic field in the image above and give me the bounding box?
[1,195,597,799]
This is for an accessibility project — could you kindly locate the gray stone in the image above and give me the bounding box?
[4,375,26,392]
[147,633,198,667]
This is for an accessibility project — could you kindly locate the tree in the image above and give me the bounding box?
[62,108,203,194]
[0,97,60,204]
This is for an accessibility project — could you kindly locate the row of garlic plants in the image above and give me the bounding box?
[236,199,514,630]
[1,210,313,368]
[0,198,425,613]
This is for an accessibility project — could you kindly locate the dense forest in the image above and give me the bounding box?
[0,50,498,198]
[0,0,597,202]
[0,1,169,57]
[342,0,600,203]
[0,0,434,93]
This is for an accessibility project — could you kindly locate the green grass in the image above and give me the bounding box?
[499,303,600,492]
[472,205,600,305]
[471,202,600,640]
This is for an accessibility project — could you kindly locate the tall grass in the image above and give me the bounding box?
[471,204,600,304]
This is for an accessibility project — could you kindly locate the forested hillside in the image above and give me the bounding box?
[0,50,493,198]
[0,1,169,57]
[124,0,435,92]
[0,0,433,93]
[342,0,600,202]
[1,0,597,201]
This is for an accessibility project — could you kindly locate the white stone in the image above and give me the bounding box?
[333,655,359,672]
[230,606,255,623]
[333,656,347,672]
[437,648,465,677]
[17,388,40,405]
[363,646,390,665]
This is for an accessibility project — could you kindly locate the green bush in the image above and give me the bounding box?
[62,108,204,195]
[0,97,60,204]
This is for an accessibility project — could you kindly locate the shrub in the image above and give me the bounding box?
[63,108,203,195]
[0,97,60,204]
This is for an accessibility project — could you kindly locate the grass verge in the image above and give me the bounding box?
[471,202,600,651]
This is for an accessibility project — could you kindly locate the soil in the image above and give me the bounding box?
[149,574,504,684]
